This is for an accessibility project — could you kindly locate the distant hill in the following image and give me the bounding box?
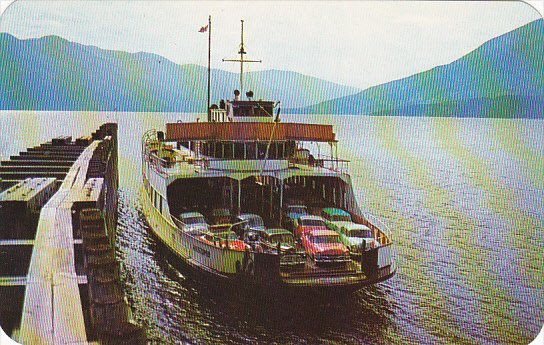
[298,19,544,118]
[0,33,360,112]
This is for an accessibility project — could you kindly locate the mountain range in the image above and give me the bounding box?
[0,33,359,112]
[1,18,543,117]
[299,19,544,118]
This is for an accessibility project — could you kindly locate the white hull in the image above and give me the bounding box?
[140,184,250,277]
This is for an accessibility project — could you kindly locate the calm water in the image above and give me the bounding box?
[0,111,542,344]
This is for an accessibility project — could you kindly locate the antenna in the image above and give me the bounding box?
[223,20,261,95]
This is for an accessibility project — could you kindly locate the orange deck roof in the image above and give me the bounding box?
[165,122,336,142]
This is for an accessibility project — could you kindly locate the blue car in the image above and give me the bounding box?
[282,204,309,231]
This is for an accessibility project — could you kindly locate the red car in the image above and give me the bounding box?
[295,215,329,238]
[300,229,351,265]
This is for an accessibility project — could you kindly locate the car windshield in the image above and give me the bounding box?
[349,229,372,238]
[183,216,206,225]
[301,219,326,227]
[270,234,294,245]
[244,216,264,227]
[312,235,341,244]
[331,215,351,222]
[288,206,308,214]
[213,209,230,217]
[216,232,238,240]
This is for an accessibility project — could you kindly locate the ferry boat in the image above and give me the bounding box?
[140,20,396,294]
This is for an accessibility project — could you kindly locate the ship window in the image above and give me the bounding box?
[322,184,326,199]
[257,142,268,159]
[223,142,232,158]
[271,142,278,159]
[246,142,256,159]
[159,195,162,214]
[213,142,219,158]
[234,143,244,159]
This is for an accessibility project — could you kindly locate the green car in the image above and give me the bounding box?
[320,207,352,232]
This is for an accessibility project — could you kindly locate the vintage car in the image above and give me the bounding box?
[232,213,267,240]
[177,211,209,234]
[213,230,239,241]
[210,208,232,225]
[219,238,247,251]
[282,204,309,231]
[201,227,247,251]
[262,228,298,251]
[337,223,380,254]
[300,229,351,265]
[320,208,353,231]
[262,228,306,267]
[294,215,328,238]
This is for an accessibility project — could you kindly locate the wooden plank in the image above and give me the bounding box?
[1,160,75,167]
[10,155,78,161]
[18,140,101,345]
[0,239,34,246]
[0,239,84,246]
[0,276,26,286]
[53,273,87,343]
[0,275,87,286]
[18,280,54,344]
[0,178,56,202]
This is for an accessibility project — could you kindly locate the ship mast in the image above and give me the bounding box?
[207,15,211,122]
[223,20,261,95]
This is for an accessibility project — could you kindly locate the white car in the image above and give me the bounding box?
[337,223,379,253]
[178,211,209,234]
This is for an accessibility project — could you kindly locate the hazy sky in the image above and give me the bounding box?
[0,1,541,89]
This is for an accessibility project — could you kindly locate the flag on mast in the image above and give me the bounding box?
[199,25,208,33]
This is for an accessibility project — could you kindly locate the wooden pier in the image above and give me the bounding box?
[0,124,145,344]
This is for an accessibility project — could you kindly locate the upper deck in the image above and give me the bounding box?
[165,122,337,142]
[143,126,350,182]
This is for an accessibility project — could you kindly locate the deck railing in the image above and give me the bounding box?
[363,213,392,245]
[210,109,229,123]
[145,149,351,176]
[143,129,351,176]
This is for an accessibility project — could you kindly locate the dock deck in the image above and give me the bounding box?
[0,124,146,344]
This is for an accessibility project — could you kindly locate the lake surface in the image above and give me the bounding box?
[0,111,542,344]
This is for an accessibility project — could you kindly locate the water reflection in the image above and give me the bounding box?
[2,112,540,343]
